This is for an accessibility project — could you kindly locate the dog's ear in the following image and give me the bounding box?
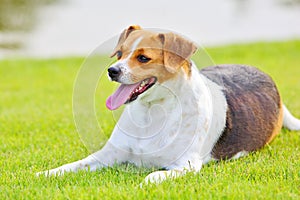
[158,32,197,73]
[110,25,142,57]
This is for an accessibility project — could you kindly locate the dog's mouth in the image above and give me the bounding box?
[106,77,157,110]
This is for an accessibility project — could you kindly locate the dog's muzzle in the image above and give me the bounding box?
[108,66,121,81]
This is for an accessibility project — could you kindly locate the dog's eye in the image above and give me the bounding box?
[137,55,151,63]
[116,51,122,60]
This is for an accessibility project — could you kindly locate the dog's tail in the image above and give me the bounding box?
[283,105,300,131]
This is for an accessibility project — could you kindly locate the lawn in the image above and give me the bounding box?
[0,40,300,199]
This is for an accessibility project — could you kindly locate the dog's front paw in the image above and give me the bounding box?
[144,171,169,184]
[36,171,46,177]
[140,171,168,187]
[36,169,64,177]
[142,169,184,186]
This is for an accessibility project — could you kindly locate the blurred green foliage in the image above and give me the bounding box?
[0,0,57,31]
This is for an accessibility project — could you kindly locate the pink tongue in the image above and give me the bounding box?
[106,82,140,110]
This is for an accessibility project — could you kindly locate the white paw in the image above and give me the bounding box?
[36,171,46,177]
[144,171,168,184]
[36,169,64,177]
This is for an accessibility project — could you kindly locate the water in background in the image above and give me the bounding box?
[1,0,300,58]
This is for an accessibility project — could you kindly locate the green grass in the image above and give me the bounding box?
[1,40,300,199]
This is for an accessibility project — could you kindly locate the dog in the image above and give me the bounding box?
[38,25,300,184]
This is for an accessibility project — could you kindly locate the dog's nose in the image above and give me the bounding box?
[108,66,121,81]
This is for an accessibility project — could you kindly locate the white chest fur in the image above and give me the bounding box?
[108,63,227,169]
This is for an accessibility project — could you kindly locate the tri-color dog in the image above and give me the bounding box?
[38,25,300,183]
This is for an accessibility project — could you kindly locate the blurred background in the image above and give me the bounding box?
[1,0,300,58]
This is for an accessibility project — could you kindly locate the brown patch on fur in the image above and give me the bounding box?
[110,25,141,57]
[267,101,283,144]
[158,33,197,76]
[123,31,177,83]
[110,25,197,83]
[201,65,282,160]
[181,61,192,78]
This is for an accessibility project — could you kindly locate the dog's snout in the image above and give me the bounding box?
[108,66,121,81]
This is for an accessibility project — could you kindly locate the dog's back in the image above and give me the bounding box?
[201,65,282,159]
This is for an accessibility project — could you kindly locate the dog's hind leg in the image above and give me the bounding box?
[283,105,300,131]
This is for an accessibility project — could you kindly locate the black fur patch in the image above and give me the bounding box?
[200,65,281,160]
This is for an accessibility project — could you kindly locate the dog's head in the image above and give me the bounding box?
[106,25,197,110]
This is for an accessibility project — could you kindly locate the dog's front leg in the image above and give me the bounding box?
[143,159,203,185]
[37,141,127,176]
[144,169,188,184]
